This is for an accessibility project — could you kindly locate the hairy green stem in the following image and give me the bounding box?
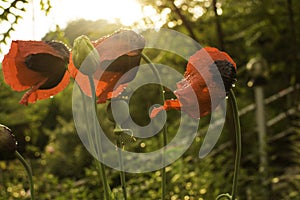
[15,151,34,200]
[88,76,112,200]
[115,125,128,200]
[228,89,242,200]
[141,53,168,199]
[215,90,241,200]
[78,83,104,187]
[118,151,127,200]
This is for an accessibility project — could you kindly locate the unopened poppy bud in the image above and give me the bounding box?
[72,35,100,75]
[0,124,17,156]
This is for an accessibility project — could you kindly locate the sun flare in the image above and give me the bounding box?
[0,0,149,60]
[50,0,144,26]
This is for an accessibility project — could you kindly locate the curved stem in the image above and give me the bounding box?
[88,76,112,200]
[216,193,232,200]
[141,53,167,199]
[15,151,34,200]
[228,89,242,200]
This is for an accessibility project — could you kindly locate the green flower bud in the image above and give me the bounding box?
[107,100,130,124]
[72,35,100,75]
[0,124,17,158]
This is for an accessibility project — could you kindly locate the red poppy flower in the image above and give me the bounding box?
[69,29,145,103]
[150,47,237,118]
[2,40,71,105]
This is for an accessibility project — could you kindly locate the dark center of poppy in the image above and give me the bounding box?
[25,53,67,89]
[45,41,70,63]
[211,60,237,94]
[23,41,70,89]
[95,54,141,86]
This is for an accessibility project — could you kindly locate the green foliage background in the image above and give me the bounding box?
[1,0,300,199]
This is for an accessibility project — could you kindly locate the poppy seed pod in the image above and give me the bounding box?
[0,124,17,157]
[107,99,130,124]
[72,35,100,75]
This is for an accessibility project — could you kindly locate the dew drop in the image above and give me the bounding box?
[25,136,31,142]
[140,142,146,148]
[131,135,137,142]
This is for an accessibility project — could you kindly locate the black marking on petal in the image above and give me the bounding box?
[45,41,70,63]
[25,53,66,89]
[210,60,237,93]
[99,54,141,84]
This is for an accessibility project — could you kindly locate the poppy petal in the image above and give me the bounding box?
[26,70,70,103]
[150,99,181,118]
[94,30,145,61]
[70,30,145,104]
[95,71,124,103]
[19,77,48,105]
[2,41,45,91]
[150,47,236,119]
[110,83,128,99]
